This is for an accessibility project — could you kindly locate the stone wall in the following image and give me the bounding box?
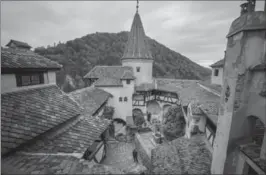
[134,134,152,172]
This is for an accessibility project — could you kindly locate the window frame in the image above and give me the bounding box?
[16,72,44,87]
[119,97,123,102]
[126,80,131,84]
[124,97,128,102]
[136,67,140,72]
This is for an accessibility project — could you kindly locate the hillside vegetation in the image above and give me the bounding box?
[34,31,211,92]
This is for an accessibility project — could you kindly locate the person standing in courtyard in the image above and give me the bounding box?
[133,148,138,163]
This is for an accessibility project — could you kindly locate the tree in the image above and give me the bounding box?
[133,110,145,127]
[163,105,186,141]
[102,106,114,120]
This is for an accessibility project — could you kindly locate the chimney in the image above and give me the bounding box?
[240,0,256,16]
[240,2,248,15]
[247,0,256,13]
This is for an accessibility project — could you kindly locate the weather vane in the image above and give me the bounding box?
[136,0,139,13]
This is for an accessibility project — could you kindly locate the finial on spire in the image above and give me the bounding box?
[136,0,139,13]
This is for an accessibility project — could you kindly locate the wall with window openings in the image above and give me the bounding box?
[98,79,134,121]
[211,67,223,85]
[1,71,57,93]
[122,59,153,86]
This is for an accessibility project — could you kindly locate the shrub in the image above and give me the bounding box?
[162,105,186,141]
[102,106,114,120]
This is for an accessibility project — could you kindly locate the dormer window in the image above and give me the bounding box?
[214,69,219,76]
[136,67,140,72]
[126,80,131,84]
[16,73,44,87]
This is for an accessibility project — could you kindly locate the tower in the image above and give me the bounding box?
[121,0,154,86]
[211,0,266,174]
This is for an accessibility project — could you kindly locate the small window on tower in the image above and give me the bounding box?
[126,80,130,84]
[119,97,123,102]
[214,69,219,76]
[136,67,140,72]
[124,97,128,102]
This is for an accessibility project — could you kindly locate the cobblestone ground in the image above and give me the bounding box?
[102,141,137,171]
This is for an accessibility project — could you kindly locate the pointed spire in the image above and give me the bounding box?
[136,0,139,13]
[122,3,153,60]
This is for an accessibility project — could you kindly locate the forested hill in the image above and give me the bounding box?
[34,31,211,92]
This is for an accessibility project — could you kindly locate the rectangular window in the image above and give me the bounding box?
[16,73,44,87]
[136,67,140,72]
[214,69,219,76]
[126,80,130,84]
[119,97,123,102]
[124,97,128,102]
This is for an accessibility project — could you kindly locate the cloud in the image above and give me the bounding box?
[1,1,264,68]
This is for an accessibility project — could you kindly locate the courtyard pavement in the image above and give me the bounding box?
[102,141,136,171]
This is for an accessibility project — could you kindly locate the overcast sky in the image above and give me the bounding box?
[1,1,264,67]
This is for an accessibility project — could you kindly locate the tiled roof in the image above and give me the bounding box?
[84,66,134,86]
[1,48,62,70]
[179,83,220,125]
[69,86,112,116]
[122,12,153,60]
[94,77,123,87]
[179,82,219,104]
[6,39,32,48]
[210,59,224,68]
[135,82,155,91]
[1,154,124,174]
[25,116,110,154]
[1,85,81,155]
[156,78,199,93]
[200,102,219,116]
[121,70,136,80]
[198,81,223,95]
[84,66,133,79]
[151,135,212,174]
[135,79,199,93]
[190,102,203,115]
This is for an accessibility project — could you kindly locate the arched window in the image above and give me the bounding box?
[124,97,128,102]
[119,97,122,102]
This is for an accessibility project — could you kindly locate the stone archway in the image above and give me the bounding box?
[147,100,161,115]
[242,116,265,147]
[133,108,145,126]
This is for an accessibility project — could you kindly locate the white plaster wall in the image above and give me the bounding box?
[184,103,206,138]
[47,71,57,84]
[122,59,153,86]
[211,67,223,85]
[1,71,57,94]
[99,80,134,121]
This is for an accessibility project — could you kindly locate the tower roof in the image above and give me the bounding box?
[122,11,153,60]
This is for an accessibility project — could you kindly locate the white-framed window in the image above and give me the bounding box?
[119,97,123,102]
[124,97,128,102]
